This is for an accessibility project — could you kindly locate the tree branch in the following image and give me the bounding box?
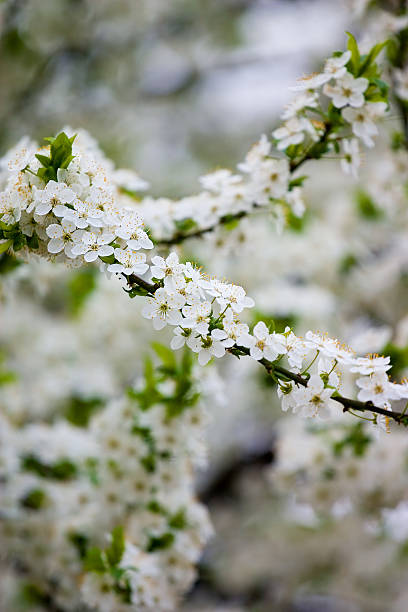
[230,346,407,425]
[154,126,331,247]
[120,272,405,426]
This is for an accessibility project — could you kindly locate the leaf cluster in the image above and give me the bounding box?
[127,344,200,419]
[21,454,78,481]
[0,219,38,254]
[332,422,372,457]
[35,132,76,183]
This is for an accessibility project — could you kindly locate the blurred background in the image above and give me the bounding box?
[3,1,408,611]
[0,0,351,195]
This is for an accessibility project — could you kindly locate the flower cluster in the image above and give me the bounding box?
[278,40,388,176]
[129,35,389,245]
[0,123,406,432]
[0,128,153,270]
[0,349,214,611]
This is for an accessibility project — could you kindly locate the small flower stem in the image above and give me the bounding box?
[301,350,320,375]
[227,345,407,425]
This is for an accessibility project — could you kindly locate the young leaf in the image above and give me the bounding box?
[146,532,174,552]
[358,40,388,76]
[106,526,125,567]
[35,154,52,167]
[346,32,360,75]
[84,547,106,573]
[151,342,176,369]
[0,239,12,254]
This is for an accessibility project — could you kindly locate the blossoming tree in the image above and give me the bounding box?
[2,1,408,610]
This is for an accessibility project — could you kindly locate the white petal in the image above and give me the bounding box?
[198,350,211,366]
[46,224,63,239]
[84,251,98,262]
[171,335,185,350]
[47,238,64,253]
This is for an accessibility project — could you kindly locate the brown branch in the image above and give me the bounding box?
[230,346,407,425]
[124,271,404,427]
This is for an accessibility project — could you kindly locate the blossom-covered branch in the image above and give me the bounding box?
[136,33,389,247]
[0,123,407,438]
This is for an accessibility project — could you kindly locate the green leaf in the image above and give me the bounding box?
[50,132,73,170]
[358,40,388,76]
[174,218,197,233]
[356,190,383,220]
[382,342,408,378]
[67,267,98,316]
[146,532,174,552]
[21,455,77,480]
[64,394,104,427]
[140,453,156,473]
[0,369,17,386]
[144,356,155,391]
[147,500,167,515]
[68,532,89,560]
[99,254,115,265]
[84,547,106,573]
[0,220,14,231]
[0,239,12,254]
[20,488,46,510]
[60,154,75,169]
[37,131,76,183]
[333,423,372,457]
[35,154,52,167]
[339,253,358,275]
[288,175,308,189]
[106,526,125,567]
[152,342,176,369]
[346,32,360,75]
[168,509,187,530]
[27,232,39,249]
[0,253,21,275]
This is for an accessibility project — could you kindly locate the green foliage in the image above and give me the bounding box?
[355,190,383,220]
[83,525,126,574]
[382,342,408,378]
[168,509,187,530]
[64,395,104,427]
[0,238,12,254]
[391,131,406,151]
[20,583,50,608]
[151,342,176,369]
[332,423,372,458]
[35,132,76,183]
[106,526,125,567]
[252,310,296,334]
[146,531,175,552]
[0,220,31,253]
[128,346,200,419]
[68,532,89,560]
[84,547,106,573]
[0,252,22,275]
[21,454,78,481]
[67,266,98,316]
[286,208,307,233]
[125,284,152,298]
[346,32,360,75]
[344,33,389,105]
[339,252,358,275]
[20,488,47,510]
[288,175,308,189]
[174,218,198,233]
[0,351,17,387]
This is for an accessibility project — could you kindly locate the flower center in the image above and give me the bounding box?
[311,394,323,406]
